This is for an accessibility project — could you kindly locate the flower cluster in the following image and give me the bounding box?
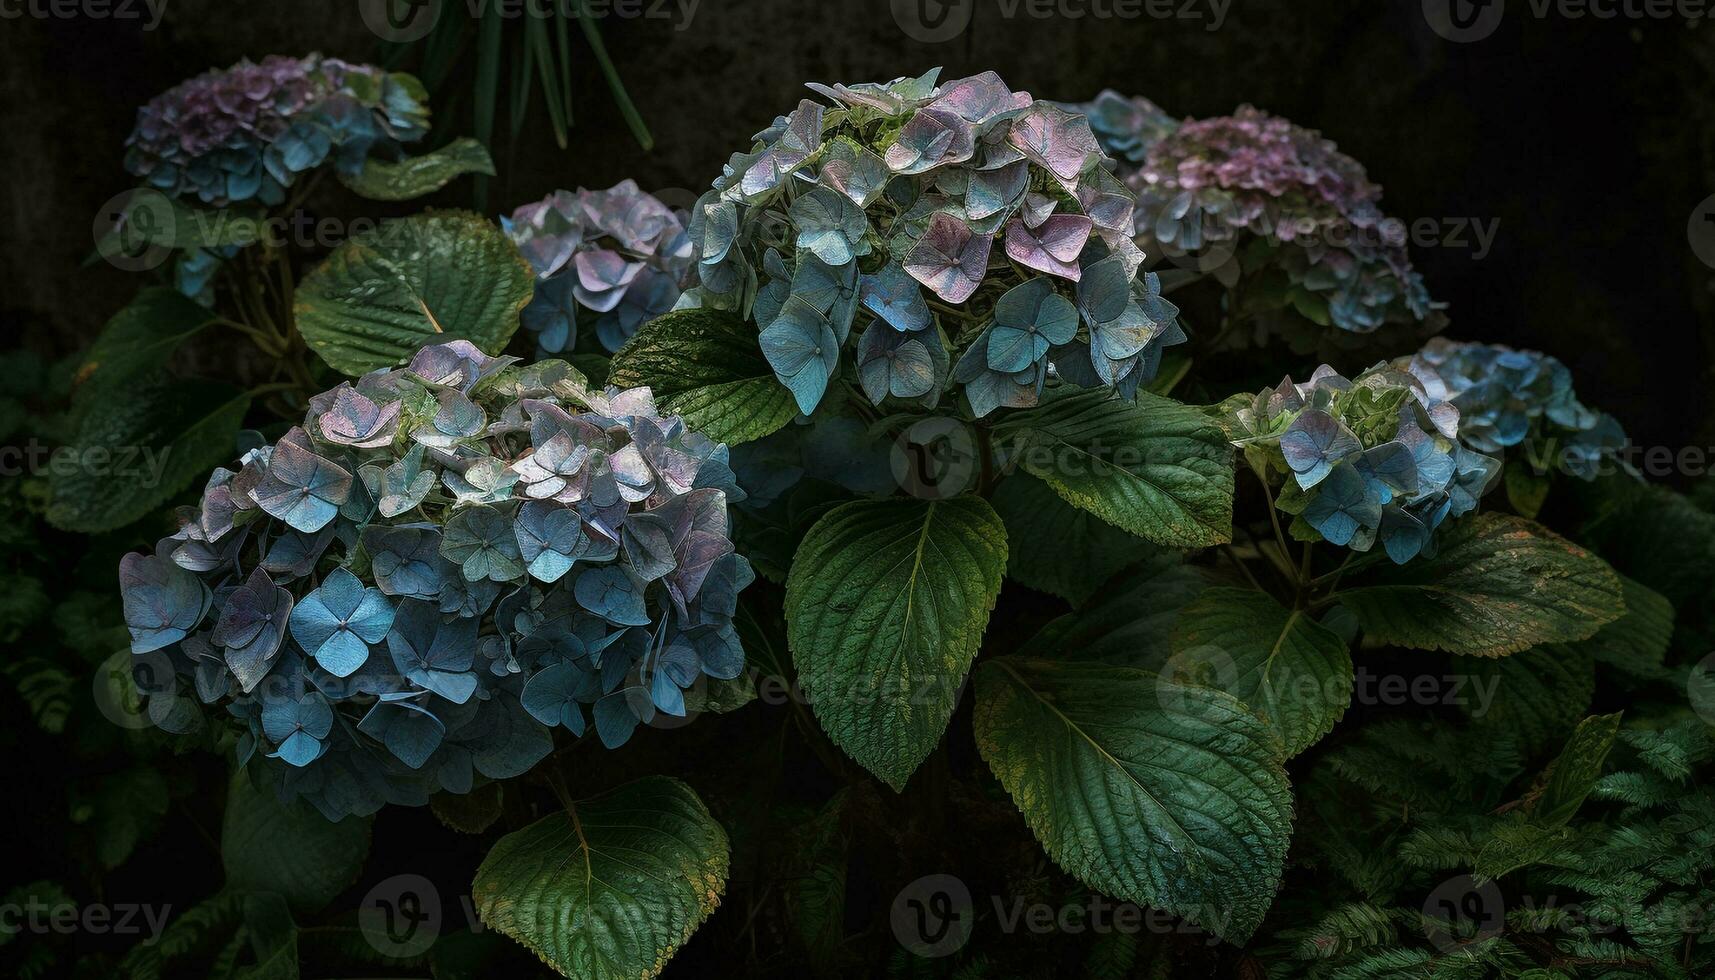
[686,68,1186,419]
[117,342,751,819]
[1080,99,1438,337]
[501,181,696,356]
[1074,89,1178,166]
[1223,360,1499,562]
[124,53,430,208]
[1407,339,1627,480]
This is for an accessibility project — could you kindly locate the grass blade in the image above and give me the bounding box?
[472,2,504,209]
[573,0,653,151]
[509,25,535,143]
[527,12,569,149]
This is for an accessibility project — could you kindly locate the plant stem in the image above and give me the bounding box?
[1258,475,1295,570]
[1221,543,1268,595]
[1295,542,1314,607]
[215,317,283,356]
[1318,553,1357,596]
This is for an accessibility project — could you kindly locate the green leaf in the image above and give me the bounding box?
[1169,586,1353,758]
[336,138,496,201]
[430,783,503,835]
[73,766,169,870]
[1569,475,1715,612]
[1504,459,1552,520]
[75,287,213,392]
[471,776,728,980]
[1530,712,1622,828]
[607,308,799,446]
[120,892,242,980]
[221,772,372,914]
[1457,578,1664,754]
[1013,554,1208,667]
[46,372,250,533]
[97,191,266,253]
[237,893,299,980]
[991,473,1158,605]
[1458,646,1594,757]
[785,496,1007,791]
[994,388,1233,548]
[1331,514,1625,657]
[1571,574,1673,678]
[973,657,1292,942]
[294,211,533,376]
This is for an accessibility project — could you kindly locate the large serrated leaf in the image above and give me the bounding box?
[991,472,1158,605]
[47,372,250,533]
[994,388,1234,548]
[1571,574,1673,678]
[607,308,799,446]
[1331,514,1625,657]
[75,287,213,393]
[221,772,372,914]
[1169,587,1352,758]
[430,783,503,834]
[294,211,533,376]
[1458,646,1595,757]
[1014,555,1209,668]
[973,657,1293,942]
[337,138,496,201]
[785,496,1007,790]
[471,776,728,980]
[97,190,266,252]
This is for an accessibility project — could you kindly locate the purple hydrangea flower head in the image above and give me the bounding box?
[124,53,430,207]
[1075,98,1441,341]
[501,180,696,355]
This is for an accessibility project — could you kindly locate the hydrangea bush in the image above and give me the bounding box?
[1075,93,1440,344]
[502,181,696,356]
[1222,359,1500,562]
[124,53,430,208]
[118,341,751,819]
[685,69,1185,418]
[76,60,1685,980]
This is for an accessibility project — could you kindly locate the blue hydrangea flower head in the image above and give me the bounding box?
[685,68,1186,418]
[1406,338,1627,480]
[1222,357,1500,562]
[117,343,751,820]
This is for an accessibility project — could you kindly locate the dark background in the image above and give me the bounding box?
[4,0,1714,456]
